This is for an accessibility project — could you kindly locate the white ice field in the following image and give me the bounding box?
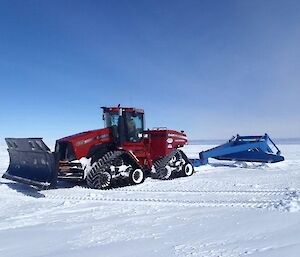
[0,142,299,257]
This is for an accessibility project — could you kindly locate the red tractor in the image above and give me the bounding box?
[3,106,194,189]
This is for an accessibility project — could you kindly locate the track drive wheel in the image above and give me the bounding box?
[129,168,145,185]
[86,166,112,189]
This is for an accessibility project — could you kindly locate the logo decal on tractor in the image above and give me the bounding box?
[167,138,174,144]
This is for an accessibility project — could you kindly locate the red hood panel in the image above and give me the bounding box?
[57,128,113,159]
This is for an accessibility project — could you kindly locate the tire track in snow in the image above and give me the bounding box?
[73,185,297,196]
[36,187,299,210]
[40,190,286,209]
[111,188,294,196]
[44,193,277,208]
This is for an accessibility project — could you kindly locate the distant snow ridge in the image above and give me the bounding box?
[274,189,300,212]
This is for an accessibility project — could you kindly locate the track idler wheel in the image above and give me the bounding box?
[180,150,194,177]
[181,163,194,177]
[129,168,145,185]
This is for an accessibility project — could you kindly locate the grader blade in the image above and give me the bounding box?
[190,134,285,167]
[2,138,58,189]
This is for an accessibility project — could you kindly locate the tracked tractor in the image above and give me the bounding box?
[3,106,194,189]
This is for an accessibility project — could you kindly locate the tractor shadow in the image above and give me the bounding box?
[72,179,135,190]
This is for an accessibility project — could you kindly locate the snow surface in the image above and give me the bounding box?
[0,143,300,257]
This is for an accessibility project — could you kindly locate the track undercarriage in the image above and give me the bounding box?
[85,149,194,189]
[86,151,145,189]
[151,149,194,180]
[3,138,194,190]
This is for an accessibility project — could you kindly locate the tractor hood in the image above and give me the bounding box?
[56,127,113,160]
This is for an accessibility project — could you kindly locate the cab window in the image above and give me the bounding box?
[104,112,119,127]
[125,113,144,142]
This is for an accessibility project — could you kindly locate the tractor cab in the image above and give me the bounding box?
[102,107,145,145]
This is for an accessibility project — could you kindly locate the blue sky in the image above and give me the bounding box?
[0,0,299,142]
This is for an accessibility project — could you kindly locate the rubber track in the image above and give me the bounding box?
[152,149,184,179]
[90,151,123,172]
[86,151,123,189]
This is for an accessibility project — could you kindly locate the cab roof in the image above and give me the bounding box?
[101,106,144,114]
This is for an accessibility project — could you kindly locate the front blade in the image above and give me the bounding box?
[3,138,58,189]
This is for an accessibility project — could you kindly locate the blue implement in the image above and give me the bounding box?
[190,134,284,167]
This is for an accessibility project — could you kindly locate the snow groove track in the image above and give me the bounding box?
[40,187,298,210]
[112,188,293,196]
[43,193,277,209]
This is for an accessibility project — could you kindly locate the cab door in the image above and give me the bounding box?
[121,112,151,167]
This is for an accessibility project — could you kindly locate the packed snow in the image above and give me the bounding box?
[0,142,300,257]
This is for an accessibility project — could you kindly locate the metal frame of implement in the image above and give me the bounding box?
[189,134,284,167]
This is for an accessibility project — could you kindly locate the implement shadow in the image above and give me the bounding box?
[0,181,45,198]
